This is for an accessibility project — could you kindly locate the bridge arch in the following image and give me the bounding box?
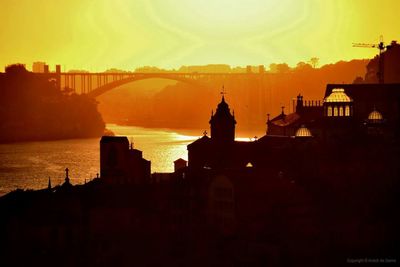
[86,74,209,98]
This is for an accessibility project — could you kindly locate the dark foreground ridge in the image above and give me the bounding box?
[1,83,399,266]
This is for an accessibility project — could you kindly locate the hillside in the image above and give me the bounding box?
[0,65,105,143]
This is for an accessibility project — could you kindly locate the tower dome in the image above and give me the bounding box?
[324,88,353,117]
[217,95,229,110]
[295,125,312,137]
[324,88,353,103]
[209,95,236,143]
[368,109,383,122]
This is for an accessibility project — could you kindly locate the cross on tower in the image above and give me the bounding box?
[220,85,227,97]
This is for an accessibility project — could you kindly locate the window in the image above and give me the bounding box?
[339,106,344,116]
[327,106,332,116]
[345,105,350,116]
[333,106,338,116]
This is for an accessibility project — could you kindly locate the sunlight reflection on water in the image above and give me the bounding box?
[0,124,257,195]
[0,124,198,195]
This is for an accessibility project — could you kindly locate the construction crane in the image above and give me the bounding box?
[353,36,386,84]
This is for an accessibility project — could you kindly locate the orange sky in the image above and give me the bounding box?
[0,0,398,71]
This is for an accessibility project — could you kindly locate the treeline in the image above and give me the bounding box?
[134,59,319,74]
[0,64,105,142]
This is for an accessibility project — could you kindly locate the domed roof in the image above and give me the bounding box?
[368,109,383,121]
[216,96,230,112]
[218,95,228,106]
[295,125,312,137]
[324,88,353,103]
[210,95,236,123]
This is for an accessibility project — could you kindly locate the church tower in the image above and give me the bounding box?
[209,95,236,144]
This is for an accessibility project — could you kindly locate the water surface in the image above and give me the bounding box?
[0,124,197,195]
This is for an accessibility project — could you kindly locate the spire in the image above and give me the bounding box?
[267,113,270,122]
[281,106,285,115]
[210,88,236,143]
[65,167,70,184]
[220,85,227,102]
[216,87,229,112]
[48,177,51,190]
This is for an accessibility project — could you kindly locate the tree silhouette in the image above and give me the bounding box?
[309,57,320,68]
[5,64,28,75]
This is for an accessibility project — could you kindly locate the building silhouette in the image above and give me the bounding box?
[365,40,400,83]
[32,61,46,73]
[1,81,399,266]
[100,136,150,184]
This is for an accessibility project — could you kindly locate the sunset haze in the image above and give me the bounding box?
[0,0,398,71]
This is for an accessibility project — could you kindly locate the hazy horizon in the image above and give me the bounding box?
[1,0,398,71]
[0,59,370,73]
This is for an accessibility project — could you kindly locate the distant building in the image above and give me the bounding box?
[32,62,46,73]
[246,65,252,73]
[178,64,231,73]
[100,136,150,184]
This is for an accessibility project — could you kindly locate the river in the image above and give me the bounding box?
[0,124,199,196]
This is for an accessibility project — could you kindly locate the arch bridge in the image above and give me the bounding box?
[58,72,248,97]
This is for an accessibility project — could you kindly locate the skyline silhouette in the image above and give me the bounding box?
[0,1,399,266]
[1,80,399,266]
